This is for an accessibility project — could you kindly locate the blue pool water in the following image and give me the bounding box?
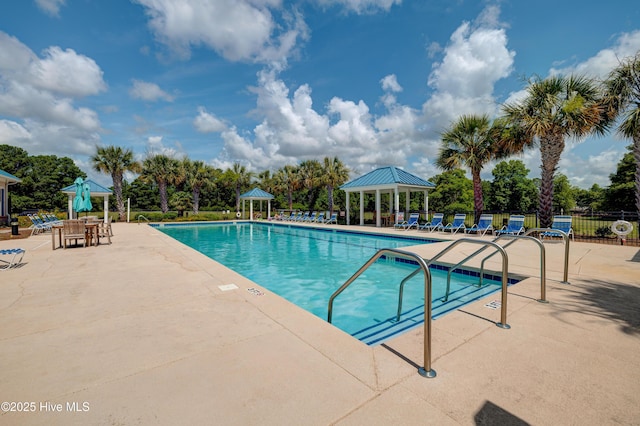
[155,222,510,345]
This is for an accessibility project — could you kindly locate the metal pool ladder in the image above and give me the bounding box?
[327,239,511,379]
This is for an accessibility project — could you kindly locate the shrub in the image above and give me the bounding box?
[595,226,613,238]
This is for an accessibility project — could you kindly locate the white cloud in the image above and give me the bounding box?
[0,31,105,157]
[129,79,174,102]
[193,107,227,133]
[380,74,402,92]
[316,0,401,14]
[550,30,640,78]
[34,0,66,17]
[134,0,309,68]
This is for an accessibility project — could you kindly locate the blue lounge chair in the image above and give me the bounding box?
[541,215,574,241]
[313,212,325,223]
[324,212,338,224]
[290,212,302,221]
[28,214,52,235]
[305,212,317,222]
[495,215,526,236]
[467,214,494,236]
[298,212,310,222]
[394,212,420,230]
[0,248,25,270]
[442,214,467,234]
[420,213,444,232]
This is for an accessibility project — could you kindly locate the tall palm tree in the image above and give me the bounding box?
[230,162,254,212]
[436,115,504,220]
[274,165,300,211]
[322,157,350,214]
[502,75,608,227]
[603,52,640,217]
[140,154,179,213]
[181,158,215,215]
[298,159,323,210]
[91,145,141,221]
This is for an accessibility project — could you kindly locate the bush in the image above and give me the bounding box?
[595,226,613,238]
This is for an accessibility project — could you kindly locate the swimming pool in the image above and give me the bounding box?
[155,222,513,344]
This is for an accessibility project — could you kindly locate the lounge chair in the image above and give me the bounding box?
[324,212,338,224]
[298,212,310,222]
[467,214,494,236]
[541,215,574,241]
[288,212,299,221]
[419,213,444,232]
[394,212,420,230]
[62,219,88,248]
[495,215,526,236]
[313,212,325,223]
[305,212,317,222]
[28,214,52,235]
[442,214,467,234]
[0,248,25,270]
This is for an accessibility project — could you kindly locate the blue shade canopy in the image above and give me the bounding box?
[239,188,274,199]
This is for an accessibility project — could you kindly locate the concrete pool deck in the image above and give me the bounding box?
[1,221,639,425]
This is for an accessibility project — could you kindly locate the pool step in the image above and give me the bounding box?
[351,283,500,346]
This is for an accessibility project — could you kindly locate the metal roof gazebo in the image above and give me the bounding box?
[340,166,436,227]
[61,179,113,223]
[239,188,274,220]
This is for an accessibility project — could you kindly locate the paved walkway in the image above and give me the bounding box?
[1,222,639,425]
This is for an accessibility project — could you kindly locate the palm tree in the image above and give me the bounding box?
[603,52,640,217]
[91,145,141,221]
[502,75,608,227]
[274,165,300,211]
[230,162,253,212]
[436,115,504,220]
[322,157,349,214]
[181,158,215,215]
[298,159,323,210]
[140,154,179,213]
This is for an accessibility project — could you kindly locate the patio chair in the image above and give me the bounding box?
[28,214,52,235]
[313,212,325,223]
[305,211,317,222]
[495,215,526,236]
[467,214,494,236]
[324,212,338,224]
[419,213,444,232]
[62,219,87,248]
[541,215,574,241]
[394,212,420,230]
[298,212,310,222]
[0,248,25,270]
[442,214,467,234]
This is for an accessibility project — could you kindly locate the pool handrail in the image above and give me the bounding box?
[137,214,150,225]
[327,248,437,379]
[396,239,510,329]
[523,228,570,284]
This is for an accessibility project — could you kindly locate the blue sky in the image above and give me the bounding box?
[1,0,639,189]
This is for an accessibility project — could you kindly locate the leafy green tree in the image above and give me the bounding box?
[0,145,30,177]
[603,52,640,216]
[126,177,160,210]
[427,169,473,216]
[552,174,576,213]
[502,75,608,227]
[140,154,179,213]
[574,183,603,211]
[180,158,217,214]
[487,160,537,212]
[322,157,350,214]
[91,145,141,221]
[437,114,506,220]
[601,148,636,210]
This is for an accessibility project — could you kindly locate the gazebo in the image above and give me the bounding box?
[239,188,274,220]
[0,169,21,225]
[340,166,436,227]
[61,179,113,223]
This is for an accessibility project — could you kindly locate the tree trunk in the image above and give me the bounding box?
[539,133,564,228]
[159,180,169,213]
[327,185,334,214]
[634,135,640,217]
[112,172,125,221]
[472,169,483,222]
[192,187,200,215]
